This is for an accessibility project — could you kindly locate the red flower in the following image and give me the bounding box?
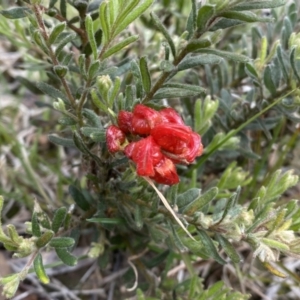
[160,108,185,125]
[118,111,133,133]
[107,105,203,185]
[151,124,203,163]
[131,104,162,135]
[124,136,163,176]
[106,125,126,153]
[124,136,179,185]
[151,156,179,185]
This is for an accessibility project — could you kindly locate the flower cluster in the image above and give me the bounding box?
[106,104,203,185]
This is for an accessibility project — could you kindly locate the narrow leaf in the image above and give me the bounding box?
[55,247,77,266]
[182,187,218,215]
[69,185,90,211]
[232,0,285,11]
[52,207,67,233]
[215,234,241,263]
[154,87,205,99]
[186,39,212,52]
[197,4,215,32]
[178,54,222,71]
[36,82,68,102]
[198,229,226,264]
[48,22,66,45]
[48,135,75,148]
[151,12,176,58]
[49,237,75,248]
[35,231,54,248]
[290,48,300,83]
[102,35,139,59]
[55,33,76,56]
[32,213,41,237]
[99,2,109,43]
[113,0,153,37]
[0,7,31,19]
[85,15,98,59]
[220,11,273,23]
[34,253,50,284]
[139,56,151,93]
[197,48,250,63]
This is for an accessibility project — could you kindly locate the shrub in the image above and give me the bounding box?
[0,0,300,298]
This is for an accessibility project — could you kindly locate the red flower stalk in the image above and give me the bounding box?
[106,125,126,153]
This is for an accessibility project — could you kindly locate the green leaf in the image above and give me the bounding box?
[55,33,77,56]
[162,82,206,93]
[231,0,285,11]
[81,127,104,137]
[102,35,139,59]
[176,188,201,208]
[0,7,31,19]
[197,229,226,264]
[113,0,153,37]
[36,82,68,102]
[48,135,75,148]
[276,45,289,82]
[261,238,290,251]
[182,187,218,215]
[139,56,151,93]
[290,48,300,83]
[153,86,205,99]
[197,4,215,32]
[150,12,176,58]
[215,234,241,263]
[49,237,75,248]
[220,11,273,23]
[88,61,101,79]
[55,247,77,266]
[69,185,90,211]
[186,39,212,52]
[52,207,67,233]
[82,108,102,128]
[87,217,125,224]
[113,0,139,36]
[99,2,110,43]
[35,231,54,248]
[264,65,277,95]
[32,213,41,237]
[16,76,44,94]
[34,253,50,284]
[109,76,121,107]
[85,15,98,59]
[197,48,250,63]
[177,54,222,71]
[48,22,66,45]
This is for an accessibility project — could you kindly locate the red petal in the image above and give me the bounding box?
[106,125,126,153]
[151,157,179,185]
[132,104,162,135]
[160,108,184,125]
[117,111,133,133]
[151,124,192,154]
[124,136,163,176]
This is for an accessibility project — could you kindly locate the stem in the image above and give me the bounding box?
[32,4,76,109]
